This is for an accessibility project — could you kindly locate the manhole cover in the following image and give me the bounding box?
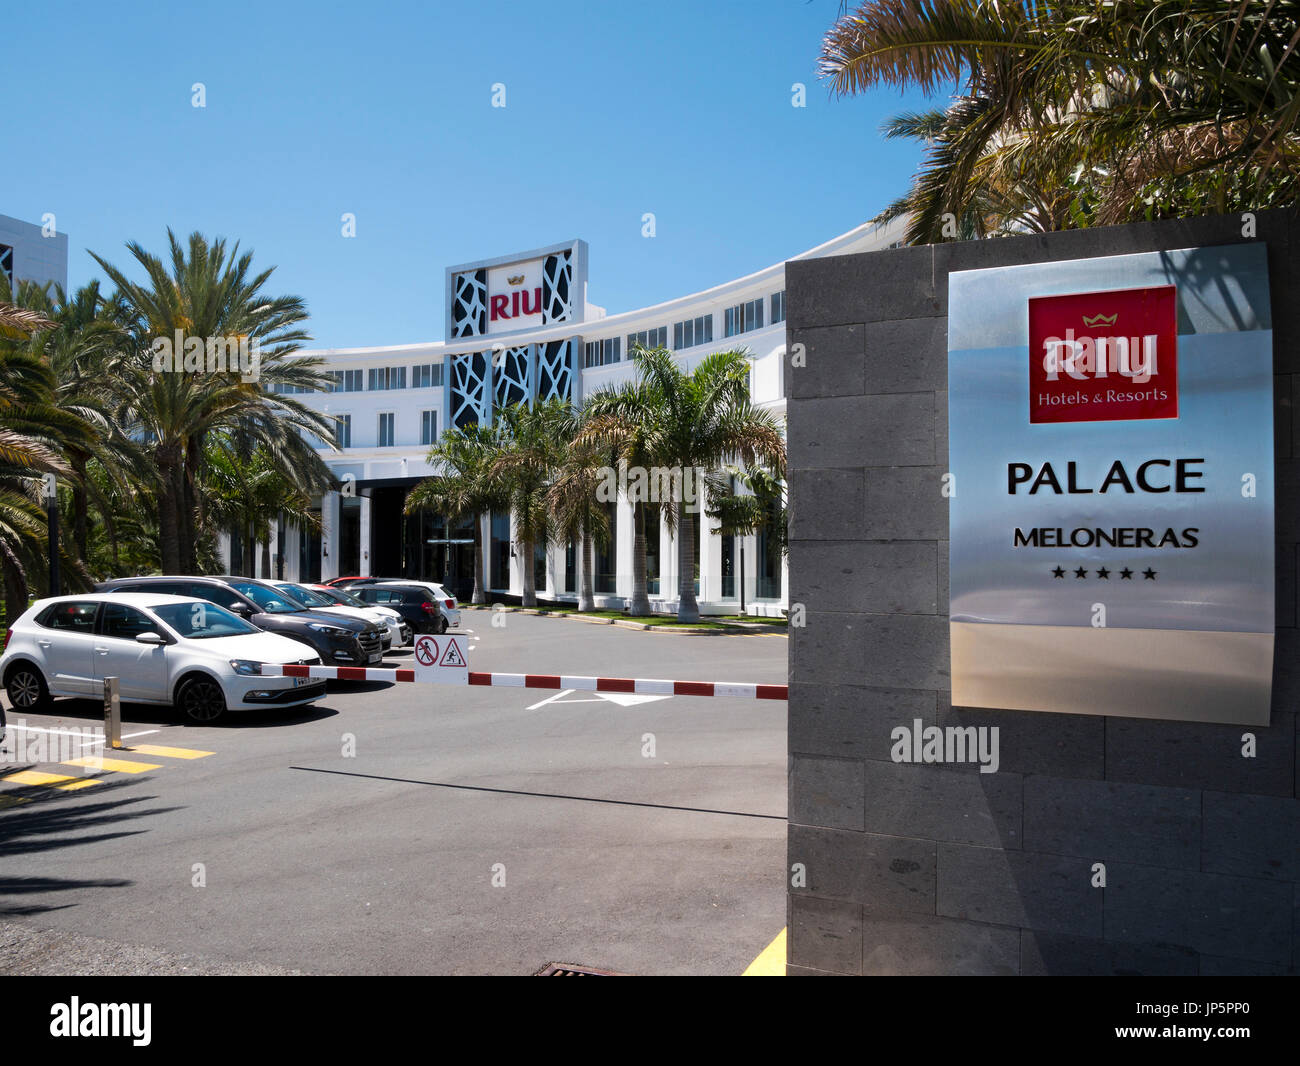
[534,962,627,976]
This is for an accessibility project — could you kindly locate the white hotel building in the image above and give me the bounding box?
[249,218,904,613]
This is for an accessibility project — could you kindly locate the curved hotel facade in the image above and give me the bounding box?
[248,217,905,612]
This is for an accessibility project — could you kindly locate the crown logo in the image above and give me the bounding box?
[507,275,524,285]
[1082,312,1117,327]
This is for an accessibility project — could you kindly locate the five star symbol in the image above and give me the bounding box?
[1049,565,1154,580]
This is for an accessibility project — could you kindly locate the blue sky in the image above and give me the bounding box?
[8,0,938,348]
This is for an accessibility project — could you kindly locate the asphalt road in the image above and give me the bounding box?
[0,613,787,975]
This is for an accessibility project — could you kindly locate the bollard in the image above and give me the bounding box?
[102,676,121,750]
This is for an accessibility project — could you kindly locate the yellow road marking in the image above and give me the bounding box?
[61,756,162,774]
[130,744,214,760]
[741,928,786,976]
[56,778,105,791]
[3,769,79,786]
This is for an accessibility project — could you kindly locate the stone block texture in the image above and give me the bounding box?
[786,209,1300,975]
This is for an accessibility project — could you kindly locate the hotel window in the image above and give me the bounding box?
[724,298,764,338]
[368,366,407,390]
[377,412,395,447]
[331,369,363,392]
[334,414,352,448]
[626,326,667,353]
[583,337,621,368]
[420,410,438,446]
[672,314,712,350]
[412,362,443,388]
[770,290,786,325]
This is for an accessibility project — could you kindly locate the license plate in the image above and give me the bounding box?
[368,653,381,664]
[294,676,310,687]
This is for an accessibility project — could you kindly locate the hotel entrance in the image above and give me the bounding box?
[404,508,476,601]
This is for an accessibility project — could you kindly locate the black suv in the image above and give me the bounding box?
[352,584,449,636]
[95,576,385,666]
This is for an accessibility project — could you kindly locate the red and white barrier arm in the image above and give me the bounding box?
[260,664,787,700]
[468,673,788,700]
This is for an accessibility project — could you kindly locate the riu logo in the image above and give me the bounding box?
[1028,285,1178,424]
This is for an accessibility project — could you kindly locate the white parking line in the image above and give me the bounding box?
[526,689,575,711]
[3,723,160,745]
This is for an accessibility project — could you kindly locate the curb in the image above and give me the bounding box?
[461,604,787,636]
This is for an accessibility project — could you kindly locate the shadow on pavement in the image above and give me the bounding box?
[3,697,340,730]
[0,779,176,916]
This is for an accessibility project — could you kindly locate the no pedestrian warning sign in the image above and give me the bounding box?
[413,634,469,685]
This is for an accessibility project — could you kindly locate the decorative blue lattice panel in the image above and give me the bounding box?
[493,344,531,411]
[536,339,573,403]
[451,351,490,428]
[542,252,572,324]
[452,269,487,338]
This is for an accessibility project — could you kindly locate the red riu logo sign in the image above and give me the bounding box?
[1027,285,1178,423]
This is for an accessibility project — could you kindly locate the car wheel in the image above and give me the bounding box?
[435,614,448,635]
[6,665,50,712]
[176,676,227,723]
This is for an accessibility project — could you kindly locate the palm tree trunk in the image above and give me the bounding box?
[2,546,29,629]
[579,524,595,612]
[472,515,486,604]
[70,453,89,564]
[676,504,699,623]
[260,538,271,579]
[157,447,182,574]
[182,440,202,573]
[521,537,536,608]
[630,500,650,616]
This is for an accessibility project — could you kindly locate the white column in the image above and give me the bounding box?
[359,493,372,576]
[698,482,721,610]
[662,505,677,607]
[321,490,341,582]
[616,496,635,604]
[266,523,280,580]
[284,524,300,583]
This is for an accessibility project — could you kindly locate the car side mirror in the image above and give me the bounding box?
[136,632,167,645]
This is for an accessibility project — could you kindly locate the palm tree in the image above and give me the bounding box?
[705,463,788,610]
[547,407,612,613]
[582,346,785,623]
[822,1,1300,243]
[203,440,321,577]
[406,422,508,604]
[491,399,569,608]
[0,290,78,620]
[581,345,664,616]
[9,280,148,563]
[92,229,339,573]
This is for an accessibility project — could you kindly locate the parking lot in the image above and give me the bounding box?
[0,613,787,975]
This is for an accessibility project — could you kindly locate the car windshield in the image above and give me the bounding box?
[228,582,302,614]
[278,583,332,608]
[152,601,260,639]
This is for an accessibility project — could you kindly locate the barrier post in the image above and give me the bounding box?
[102,676,121,750]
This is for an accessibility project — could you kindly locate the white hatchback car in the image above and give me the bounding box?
[0,594,327,723]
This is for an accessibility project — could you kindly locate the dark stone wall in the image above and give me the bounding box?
[785,210,1299,975]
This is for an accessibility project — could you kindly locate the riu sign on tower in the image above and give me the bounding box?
[947,245,1274,725]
